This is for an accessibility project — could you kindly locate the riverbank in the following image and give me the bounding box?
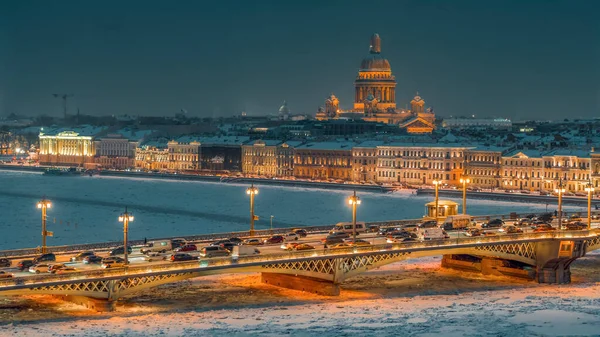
[0,164,393,193]
[3,164,596,205]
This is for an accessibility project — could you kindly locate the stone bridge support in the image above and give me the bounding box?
[443,239,588,284]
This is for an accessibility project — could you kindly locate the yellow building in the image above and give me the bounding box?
[294,142,354,181]
[542,150,592,193]
[38,128,103,168]
[135,143,169,171]
[464,146,507,189]
[241,140,302,177]
[352,141,383,183]
[376,144,470,186]
[167,139,200,171]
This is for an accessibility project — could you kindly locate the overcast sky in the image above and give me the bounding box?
[1,0,599,120]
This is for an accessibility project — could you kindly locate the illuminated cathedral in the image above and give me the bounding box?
[316,34,436,134]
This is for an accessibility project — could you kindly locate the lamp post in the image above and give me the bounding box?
[118,207,134,265]
[246,184,259,236]
[460,177,470,215]
[36,197,52,254]
[585,182,594,230]
[432,180,441,219]
[348,191,361,242]
[270,215,274,233]
[555,178,566,230]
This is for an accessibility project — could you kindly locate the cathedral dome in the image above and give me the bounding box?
[359,33,391,71]
[360,54,391,71]
[279,101,290,114]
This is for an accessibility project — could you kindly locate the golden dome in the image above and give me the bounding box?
[359,34,391,71]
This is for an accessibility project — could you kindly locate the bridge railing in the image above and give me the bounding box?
[0,213,520,259]
[1,229,597,289]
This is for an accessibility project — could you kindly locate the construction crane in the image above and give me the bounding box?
[52,94,74,119]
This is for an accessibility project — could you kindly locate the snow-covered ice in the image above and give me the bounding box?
[0,170,585,249]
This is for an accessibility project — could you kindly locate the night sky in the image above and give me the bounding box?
[1,0,599,120]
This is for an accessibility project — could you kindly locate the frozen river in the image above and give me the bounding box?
[0,170,585,249]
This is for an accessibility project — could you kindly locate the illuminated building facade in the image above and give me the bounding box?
[95,134,139,169]
[39,130,98,168]
[464,147,506,189]
[167,139,200,171]
[352,141,383,183]
[294,142,354,181]
[242,140,301,177]
[135,143,169,171]
[376,144,469,185]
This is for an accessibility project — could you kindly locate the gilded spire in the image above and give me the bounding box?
[369,33,381,54]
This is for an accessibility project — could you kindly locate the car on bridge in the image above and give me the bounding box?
[70,251,95,262]
[17,260,34,271]
[290,243,315,251]
[264,235,285,244]
[481,219,505,229]
[321,232,351,246]
[210,239,232,247]
[281,242,300,251]
[0,258,10,268]
[109,246,133,256]
[0,271,13,279]
[199,246,230,258]
[343,239,371,246]
[464,228,482,237]
[55,267,78,275]
[283,233,299,241]
[83,255,103,264]
[171,238,187,249]
[243,238,264,246]
[533,224,557,232]
[101,257,126,268]
[175,244,198,252]
[564,222,587,230]
[48,263,66,273]
[228,237,244,245]
[418,220,439,229]
[498,225,523,234]
[29,263,51,274]
[292,229,308,237]
[171,253,197,262]
[33,253,56,264]
[401,224,420,232]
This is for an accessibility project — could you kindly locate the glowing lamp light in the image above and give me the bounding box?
[119,215,134,222]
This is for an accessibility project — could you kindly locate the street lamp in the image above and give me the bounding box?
[585,182,594,230]
[555,179,566,230]
[118,207,134,265]
[432,180,441,219]
[37,197,52,254]
[246,184,259,236]
[348,191,361,242]
[270,215,274,233]
[460,177,470,215]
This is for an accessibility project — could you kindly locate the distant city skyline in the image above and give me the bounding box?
[1,0,599,120]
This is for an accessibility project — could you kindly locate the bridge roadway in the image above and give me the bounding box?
[0,228,598,308]
[2,220,600,281]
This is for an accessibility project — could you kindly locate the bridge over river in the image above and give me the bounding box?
[1,229,599,311]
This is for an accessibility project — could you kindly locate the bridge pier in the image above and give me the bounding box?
[261,273,340,296]
[442,255,536,280]
[55,295,115,312]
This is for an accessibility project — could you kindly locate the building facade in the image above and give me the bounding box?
[464,147,507,189]
[294,142,354,181]
[135,143,169,171]
[376,144,470,186]
[94,134,139,169]
[167,139,200,171]
[352,141,383,183]
[38,130,97,168]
